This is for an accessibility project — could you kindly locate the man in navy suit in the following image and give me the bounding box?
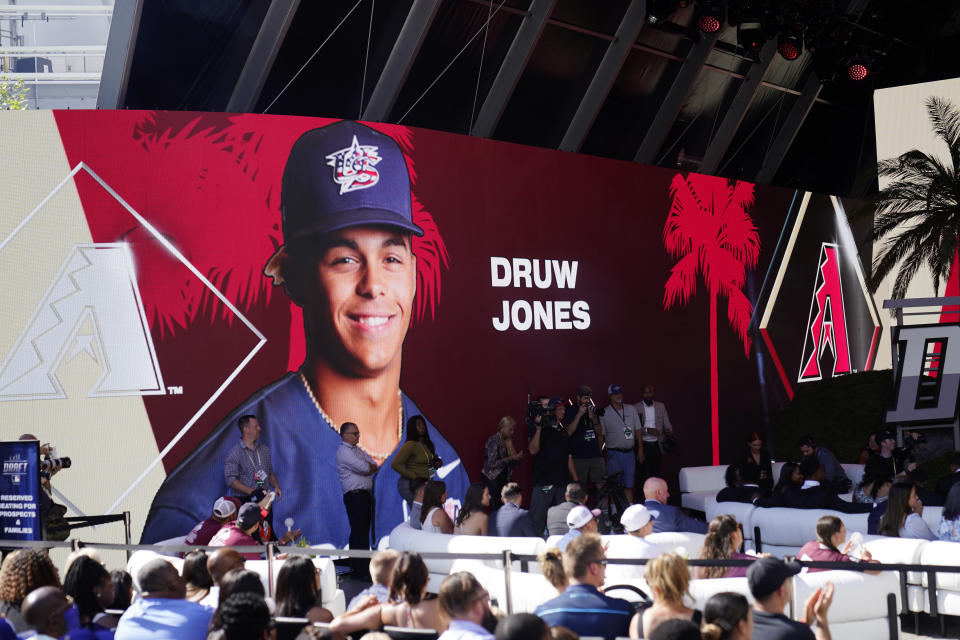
[642,477,707,534]
[491,482,538,537]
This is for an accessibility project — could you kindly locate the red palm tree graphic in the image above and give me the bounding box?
[663,173,760,465]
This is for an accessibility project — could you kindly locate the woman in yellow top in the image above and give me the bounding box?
[392,414,441,504]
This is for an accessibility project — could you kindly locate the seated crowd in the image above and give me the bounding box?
[9,385,960,640]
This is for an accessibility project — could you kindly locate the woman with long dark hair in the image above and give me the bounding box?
[701,592,752,640]
[696,515,755,579]
[330,552,448,635]
[743,432,773,495]
[63,555,117,633]
[854,460,894,504]
[181,550,212,603]
[392,415,440,504]
[878,481,937,540]
[275,556,333,623]
[454,483,490,535]
[939,482,960,541]
[420,480,454,534]
[772,463,803,495]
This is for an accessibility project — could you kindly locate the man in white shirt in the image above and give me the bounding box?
[604,504,662,581]
[634,384,674,482]
[600,384,642,503]
[336,421,378,577]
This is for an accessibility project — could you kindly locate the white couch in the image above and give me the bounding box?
[388,523,546,592]
[126,550,346,615]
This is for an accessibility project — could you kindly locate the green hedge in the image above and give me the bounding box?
[770,370,892,464]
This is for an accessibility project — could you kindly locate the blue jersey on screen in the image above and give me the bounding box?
[141,372,469,546]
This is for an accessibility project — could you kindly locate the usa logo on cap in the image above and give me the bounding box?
[325,135,382,195]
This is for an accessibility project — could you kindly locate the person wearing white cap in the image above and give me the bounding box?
[555,504,600,551]
[604,504,663,581]
[183,496,241,546]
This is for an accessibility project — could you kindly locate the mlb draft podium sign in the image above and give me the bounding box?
[0,440,41,540]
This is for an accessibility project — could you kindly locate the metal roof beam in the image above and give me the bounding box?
[633,30,719,165]
[96,0,142,109]
[559,0,646,152]
[699,39,776,175]
[755,71,821,184]
[226,0,301,113]
[361,0,441,123]
[471,0,556,138]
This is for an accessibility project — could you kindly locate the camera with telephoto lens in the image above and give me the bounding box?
[39,456,71,479]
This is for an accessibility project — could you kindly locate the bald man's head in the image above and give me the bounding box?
[643,477,668,502]
[137,559,185,599]
[21,586,69,636]
[207,548,245,585]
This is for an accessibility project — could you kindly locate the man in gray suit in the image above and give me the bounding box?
[634,384,674,481]
[642,477,707,534]
[546,483,587,536]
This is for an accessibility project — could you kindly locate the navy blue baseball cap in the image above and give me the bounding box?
[281,120,424,240]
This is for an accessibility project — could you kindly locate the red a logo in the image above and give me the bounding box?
[798,243,852,382]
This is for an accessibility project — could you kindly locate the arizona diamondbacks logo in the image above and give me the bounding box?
[798,243,852,382]
[0,243,165,401]
[326,135,382,194]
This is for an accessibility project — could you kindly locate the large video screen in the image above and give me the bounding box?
[0,110,870,545]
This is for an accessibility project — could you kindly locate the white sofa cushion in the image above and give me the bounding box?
[863,536,928,586]
[681,491,717,512]
[920,540,960,590]
[645,531,705,560]
[449,559,558,613]
[679,466,727,493]
[388,523,545,574]
[793,568,900,624]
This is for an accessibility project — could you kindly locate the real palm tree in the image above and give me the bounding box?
[663,173,760,464]
[871,96,960,299]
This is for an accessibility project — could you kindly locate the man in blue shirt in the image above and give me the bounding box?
[115,559,211,640]
[140,120,469,547]
[534,532,633,640]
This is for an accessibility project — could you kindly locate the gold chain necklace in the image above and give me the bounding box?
[297,370,402,463]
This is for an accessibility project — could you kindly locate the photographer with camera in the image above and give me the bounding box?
[565,385,605,498]
[528,398,572,537]
[599,384,641,504]
[18,434,71,540]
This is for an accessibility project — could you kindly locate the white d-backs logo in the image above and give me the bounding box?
[0,243,165,401]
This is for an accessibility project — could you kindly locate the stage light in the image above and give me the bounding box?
[696,0,725,33]
[777,23,802,60]
[847,59,869,81]
[737,23,765,55]
[698,14,721,32]
[647,0,679,25]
